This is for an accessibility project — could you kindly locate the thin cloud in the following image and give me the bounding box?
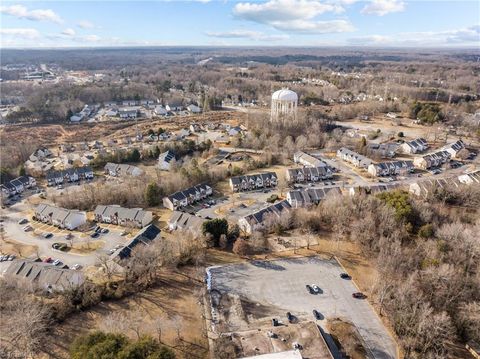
[61,28,76,36]
[0,4,63,24]
[0,28,40,39]
[361,0,405,16]
[77,20,95,29]
[233,0,353,34]
[206,29,289,41]
[348,26,480,46]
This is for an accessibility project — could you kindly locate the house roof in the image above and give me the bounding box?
[118,224,161,260]
[5,259,84,290]
[230,172,278,186]
[158,150,176,164]
[168,211,205,231]
[94,204,151,223]
[242,200,291,227]
[165,183,212,203]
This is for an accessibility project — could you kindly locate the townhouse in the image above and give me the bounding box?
[229,172,278,192]
[34,204,86,230]
[46,166,94,186]
[336,147,373,169]
[167,211,205,233]
[1,176,37,197]
[349,183,401,196]
[367,160,414,177]
[117,224,161,260]
[238,200,291,234]
[441,139,466,159]
[285,166,333,183]
[400,138,428,154]
[293,151,327,168]
[286,187,341,208]
[5,259,84,291]
[413,150,451,169]
[409,170,480,197]
[163,183,213,211]
[104,163,144,177]
[94,205,153,228]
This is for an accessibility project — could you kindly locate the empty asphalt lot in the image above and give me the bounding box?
[208,256,397,359]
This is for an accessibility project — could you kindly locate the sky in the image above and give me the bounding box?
[0,0,479,48]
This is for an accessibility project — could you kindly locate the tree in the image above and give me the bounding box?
[70,331,175,359]
[202,218,228,247]
[19,165,26,176]
[129,148,141,163]
[144,183,161,206]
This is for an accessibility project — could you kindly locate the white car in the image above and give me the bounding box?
[18,218,28,225]
[312,284,321,294]
[23,225,33,232]
[72,264,82,270]
[52,259,62,266]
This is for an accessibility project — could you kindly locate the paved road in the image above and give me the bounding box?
[209,257,398,359]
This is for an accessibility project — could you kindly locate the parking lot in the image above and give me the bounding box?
[208,256,397,359]
[1,200,135,268]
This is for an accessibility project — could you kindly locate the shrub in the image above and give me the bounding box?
[202,218,228,247]
[418,223,434,238]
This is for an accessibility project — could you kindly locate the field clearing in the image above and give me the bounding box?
[44,268,209,359]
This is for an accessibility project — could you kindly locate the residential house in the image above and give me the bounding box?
[1,176,36,197]
[187,104,201,113]
[5,259,84,291]
[238,200,291,234]
[285,166,333,183]
[413,150,451,169]
[29,147,52,162]
[167,211,205,233]
[400,138,428,154]
[458,170,480,185]
[286,187,341,208]
[229,172,278,192]
[367,160,414,177]
[166,101,183,112]
[336,148,373,169]
[366,143,399,158]
[189,123,202,133]
[349,183,400,196]
[104,163,144,177]
[228,126,242,137]
[153,105,168,116]
[157,150,177,171]
[163,183,213,211]
[34,204,86,230]
[293,151,326,168]
[94,205,153,228]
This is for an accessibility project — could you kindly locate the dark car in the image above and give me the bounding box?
[90,232,100,238]
[101,228,109,234]
[272,318,278,327]
[306,284,314,294]
[286,312,294,323]
[312,310,322,320]
[95,226,102,233]
[43,233,53,239]
[352,292,366,299]
[340,273,351,279]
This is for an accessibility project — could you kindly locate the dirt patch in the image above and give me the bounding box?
[327,317,368,359]
[69,240,105,254]
[0,236,38,257]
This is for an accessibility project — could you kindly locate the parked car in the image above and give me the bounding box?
[52,259,62,266]
[108,249,116,255]
[90,232,100,239]
[120,230,128,236]
[306,284,314,294]
[352,292,366,299]
[312,284,321,294]
[23,225,33,232]
[340,273,351,279]
[72,264,82,270]
[43,232,53,239]
[18,218,28,225]
[94,226,101,233]
[44,257,53,263]
[313,309,322,320]
[7,255,15,261]
[271,318,278,327]
[286,312,294,323]
[101,228,109,234]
